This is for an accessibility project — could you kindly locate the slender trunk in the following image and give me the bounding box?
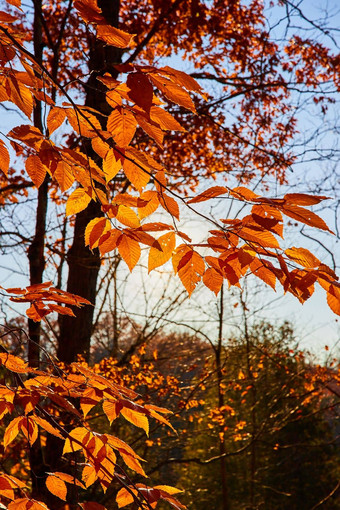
[27,0,48,369]
[58,0,122,363]
[111,256,120,357]
[241,293,257,509]
[215,284,229,510]
[28,0,50,502]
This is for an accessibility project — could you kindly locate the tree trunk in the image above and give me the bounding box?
[27,0,48,369]
[216,285,230,510]
[58,0,122,363]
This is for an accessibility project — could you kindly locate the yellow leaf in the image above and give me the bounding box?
[116,205,140,228]
[103,400,119,425]
[34,416,63,439]
[3,417,22,449]
[46,475,67,501]
[116,488,135,508]
[123,158,150,191]
[66,188,92,216]
[154,485,183,495]
[63,427,89,454]
[25,155,46,188]
[120,451,147,477]
[120,407,149,436]
[54,160,75,192]
[103,148,122,182]
[148,232,176,272]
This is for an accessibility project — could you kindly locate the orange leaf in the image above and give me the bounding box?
[63,427,89,454]
[107,108,137,147]
[136,114,164,147]
[85,218,110,249]
[116,205,140,228]
[8,499,49,510]
[250,259,276,290]
[34,416,63,439]
[103,148,122,182]
[188,186,228,204]
[148,232,176,272]
[203,267,223,295]
[47,107,67,134]
[173,247,205,296]
[0,353,28,373]
[20,416,38,446]
[54,160,75,191]
[103,400,119,424]
[123,158,150,191]
[285,247,320,268]
[327,284,340,316]
[119,451,147,477]
[284,193,330,206]
[159,193,180,220]
[161,65,203,93]
[66,188,92,216]
[281,204,332,232]
[98,229,121,256]
[138,191,159,219]
[117,234,141,271]
[150,106,185,132]
[0,138,10,176]
[25,155,46,188]
[96,25,134,49]
[149,74,196,113]
[46,475,67,501]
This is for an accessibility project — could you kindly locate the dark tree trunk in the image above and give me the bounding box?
[27,0,48,369]
[58,0,122,363]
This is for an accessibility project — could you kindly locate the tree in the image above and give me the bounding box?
[1,0,339,365]
[173,321,340,510]
[0,0,340,508]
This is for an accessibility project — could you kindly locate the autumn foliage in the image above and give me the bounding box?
[0,0,340,508]
[0,0,339,314]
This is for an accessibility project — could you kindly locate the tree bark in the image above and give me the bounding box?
[58,0,122,363]
[216,284,230,510]
[27,0,48,369]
